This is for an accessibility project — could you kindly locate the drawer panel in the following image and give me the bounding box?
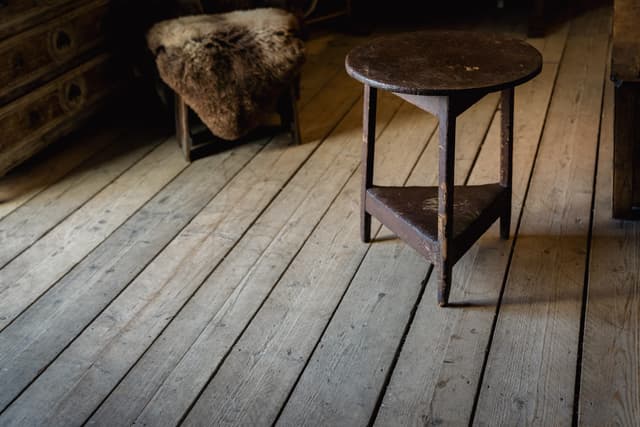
[0,0,112,105]
[0,0,85,41]
[0,53,122,176]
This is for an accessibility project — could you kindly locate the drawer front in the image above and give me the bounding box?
[0,53,122,176]
[0,0,85,41]
[0,0,112,105]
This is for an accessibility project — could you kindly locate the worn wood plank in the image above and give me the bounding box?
[88,91,403,427]
[0,71,363,426]
[0,126,166,269]
[0,139,260,415]
[373,23,569,427]
[472,9,609,426]
[275,91,500,427]
[579,53,640,427]
[0,138,188,331]
[180,101,437,427]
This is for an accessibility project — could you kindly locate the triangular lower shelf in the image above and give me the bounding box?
[365,183,508,263]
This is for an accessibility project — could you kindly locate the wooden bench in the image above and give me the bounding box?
[612,0,640,219]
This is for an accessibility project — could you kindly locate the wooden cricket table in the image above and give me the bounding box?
[345,31,542,307]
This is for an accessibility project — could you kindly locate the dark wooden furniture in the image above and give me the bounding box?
[611,0,640,219]
[152,2,304,161]
[0,0,126,177]
[346,31,541,306]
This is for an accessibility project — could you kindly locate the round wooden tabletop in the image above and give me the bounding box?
[345,31,542,95]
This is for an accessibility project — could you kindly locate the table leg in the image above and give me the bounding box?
[500,88,514,239]
[361,84,377,243]
[438,96,456,307]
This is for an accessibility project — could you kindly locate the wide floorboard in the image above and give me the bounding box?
[1,5,637,426]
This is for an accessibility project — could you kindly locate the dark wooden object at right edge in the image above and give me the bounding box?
[611,0,640,219]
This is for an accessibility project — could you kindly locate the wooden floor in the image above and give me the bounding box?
[1,5,638,426]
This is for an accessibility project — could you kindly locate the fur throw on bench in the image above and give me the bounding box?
[147,8,304,140]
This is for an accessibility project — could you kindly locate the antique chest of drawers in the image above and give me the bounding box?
[0,0,125,176]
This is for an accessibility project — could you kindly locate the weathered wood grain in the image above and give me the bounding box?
[275,91,500,427]
[0,71,362,425]
[88,91,402,427]
[0,125,166,269]
[472,9,609,426]
[579,53,640,427]
[374,23,569,427]
[180,100,437,427]
[0,138,259,415]
[0,138,188,331]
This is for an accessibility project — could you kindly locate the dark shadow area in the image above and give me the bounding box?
[370,235,401,244]
[453,281,638,308]
[188,124,290,161]
[368,229,635,310]
[321,0,612,39]
[446,301,493,308]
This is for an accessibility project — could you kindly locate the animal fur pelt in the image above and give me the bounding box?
[147,8,305,140]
